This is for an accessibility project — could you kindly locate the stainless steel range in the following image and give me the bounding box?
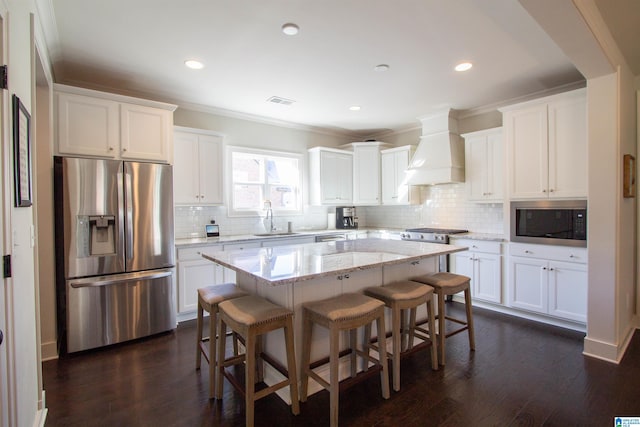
[400,227,468,244]
[400,227,468,272]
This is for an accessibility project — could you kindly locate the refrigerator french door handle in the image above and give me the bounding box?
[125,169,134,262]
[69,270,172,288]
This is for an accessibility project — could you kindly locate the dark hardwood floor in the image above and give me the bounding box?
[43,303,640,426]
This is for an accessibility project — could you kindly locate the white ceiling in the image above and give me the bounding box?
[40,0,590,138]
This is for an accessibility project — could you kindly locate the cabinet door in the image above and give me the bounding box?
[380,151,397,204]
[548,261,587,322]
[173,132,200,204]
[486,132,503,200]
[508,256,547,313]
[505,104,548,199]
[320,151,353,204]
[57,92,119,157]
[353,146,380,205]
[451,250,474,281]
[475,253,502,304]
[465,136,488,201]
[198,134,224,205]
[177,259,222,313]
[120,103,172,162]
[547,95,587,198]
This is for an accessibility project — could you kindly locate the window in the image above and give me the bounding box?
[228,147,302,216]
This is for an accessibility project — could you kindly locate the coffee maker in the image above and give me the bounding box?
[336,206,357,229]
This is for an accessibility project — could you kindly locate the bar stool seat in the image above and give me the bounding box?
[196,283,248,398]
[412,272,475,365]
[216,295,300,427]
[364,281,438,391]
[300,293,390,427]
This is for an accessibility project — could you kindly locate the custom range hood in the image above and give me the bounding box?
[406,109,465,185]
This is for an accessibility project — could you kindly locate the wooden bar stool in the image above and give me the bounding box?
[300,293,390,427]
[196,283,248,398]
[216,295,300,427]
[412,272,475,365]
[364,280,438,391]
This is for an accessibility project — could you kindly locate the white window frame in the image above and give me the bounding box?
[226,146,304,217]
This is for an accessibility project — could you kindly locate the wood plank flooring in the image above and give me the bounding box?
[42,303,640,426]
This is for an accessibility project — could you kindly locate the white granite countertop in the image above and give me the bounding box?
[201,238,466,286]
[175,227,404,248]
[451,232,505,242]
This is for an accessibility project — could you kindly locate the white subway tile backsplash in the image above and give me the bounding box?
[174,184,504,238]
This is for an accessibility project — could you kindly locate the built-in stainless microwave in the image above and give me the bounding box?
[511,200,587,247]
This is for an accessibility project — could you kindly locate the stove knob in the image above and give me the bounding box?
[420,235,424,239]
[401,233,406,239]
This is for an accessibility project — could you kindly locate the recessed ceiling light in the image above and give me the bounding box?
[185,59,204,70]
[349,105,361,111]
[281,23,299,36]
[455,62,473,72]
[374,64,390,72]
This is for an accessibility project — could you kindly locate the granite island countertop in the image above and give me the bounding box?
[201,238,466,286]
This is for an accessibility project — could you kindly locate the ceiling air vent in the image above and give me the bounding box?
[267,96,295,106]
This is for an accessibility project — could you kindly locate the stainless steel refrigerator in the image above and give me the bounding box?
[54,156,176,353]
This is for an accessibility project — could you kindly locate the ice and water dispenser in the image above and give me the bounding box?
[76,215,116,257]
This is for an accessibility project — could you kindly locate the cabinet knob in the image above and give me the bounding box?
[549,267,554,271]
[569,254,575,258]
[542,189,547,193]
[542,266,547,270]
[122,148,127,152]
[109,146,114,151]
[525,250,532,254]
[549,189,555,192]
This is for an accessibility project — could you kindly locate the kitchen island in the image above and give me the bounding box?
[201,238,466,400]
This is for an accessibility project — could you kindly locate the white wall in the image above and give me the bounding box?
[2,0,46,425]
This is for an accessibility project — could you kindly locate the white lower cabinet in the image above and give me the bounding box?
[450,239,502,304]
[176,245,226,314]
[508,243,587,323]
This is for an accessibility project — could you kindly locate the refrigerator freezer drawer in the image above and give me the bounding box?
[66,269,176,353]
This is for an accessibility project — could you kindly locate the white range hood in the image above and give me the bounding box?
[406,109,465,185]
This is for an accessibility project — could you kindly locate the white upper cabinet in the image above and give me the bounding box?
[380,145,419,205]
[348,143,385,205]
[173,127,224,205]
[462,128,503,202]
[56,84,176,162]
[501,88,586,200]
[120,103,173,162]
[309,147,353,205]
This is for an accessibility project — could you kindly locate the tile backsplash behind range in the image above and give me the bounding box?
[362,184,503,234]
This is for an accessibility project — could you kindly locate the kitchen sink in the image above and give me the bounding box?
[253,232,299,237]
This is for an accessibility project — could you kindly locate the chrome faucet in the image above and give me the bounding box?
[264,200,275,233]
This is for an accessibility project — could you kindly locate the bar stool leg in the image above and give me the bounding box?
[215,317,227,400]
[391,303,401,392]
[376,314,390,399]
[196,302,204,369]
[426,297,438,371]
[245,332,256,427]
[329,326,340,427]
[350,329,358,377]
[464,288,476,351]
[284,318,300,415]
[208,310,217,398]
[300,315,313,402]
[438,292,446,365]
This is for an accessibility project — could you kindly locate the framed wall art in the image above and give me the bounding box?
[13,94,32,207]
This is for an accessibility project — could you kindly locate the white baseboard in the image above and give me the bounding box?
[583,325,637,364]
[40,341,58,361]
